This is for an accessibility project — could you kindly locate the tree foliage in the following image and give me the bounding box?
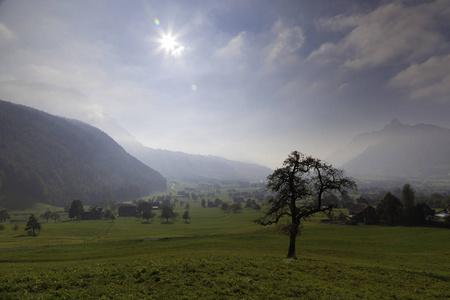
[255,151,356,259]
[25,214,41,236]
[160,206,177,223]
[0,209,10,223]
[182,210,190,223]
[143,210,155,223]
[40,210,52,222]
[377,192,403,226]
[401,183,415,225]
[68,200,84,220]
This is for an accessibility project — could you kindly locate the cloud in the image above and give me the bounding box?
[0,22,16,46]
[217,32,246,57]
[390,54,450,101]
[265,21,305,66]
[310,1,448,70]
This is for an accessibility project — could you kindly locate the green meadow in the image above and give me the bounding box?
[1,206,449,299]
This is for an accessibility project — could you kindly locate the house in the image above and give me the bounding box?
[118,204,138,217]
[348,203,379,224]
[416,202,434,217]
[81,206,103,220]
[434,206,449,222]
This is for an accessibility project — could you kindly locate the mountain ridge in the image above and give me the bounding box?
[328,119,450,179]
[0,100,167,209]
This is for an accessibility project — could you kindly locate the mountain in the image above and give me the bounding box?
[102,123,272,182]
[328,119,450,179]
[129,147,272,182]
[0,100,166,209]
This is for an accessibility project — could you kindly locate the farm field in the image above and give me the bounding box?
[1,206,449,299]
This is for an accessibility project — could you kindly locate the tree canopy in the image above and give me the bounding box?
[256,151,356,259]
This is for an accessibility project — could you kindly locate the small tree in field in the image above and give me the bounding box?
[40,210,52,222]
[160,206,177,223]
[182,210,190,223]
[13,224,20,233]
[143,210,155,223]
[51,211,60,223]
[25,214,41,236]
[255,151,356,259]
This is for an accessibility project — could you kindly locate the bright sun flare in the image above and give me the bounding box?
[160,34,177,51]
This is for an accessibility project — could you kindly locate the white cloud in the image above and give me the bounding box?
[217,32,246,57]
[265,21,305,66]
[390,54,450,101]
[0,22,16,46]
[309,1,448,70]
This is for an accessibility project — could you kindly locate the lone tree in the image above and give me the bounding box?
[182,210,190,223]
[255,151,356,259]
[25,214,41,236]
[68,200,84,220]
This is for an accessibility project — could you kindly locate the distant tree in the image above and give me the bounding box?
[401,184,415,225]
[185,203,190,210]
[201,199,206,208]
[182,210,190,223]
[25,214,41,236]
[214,199,223,207]
[253,203,261,211]
[0,209,10,223]
[40,210,52,222]
[137,201,152,214]
[103,209,114,220]
[245,199,256,209]
[377,192,403,226]
[12,224,20,233]
[255,151,356,259]
[160,206,177,223]
[231,202,243,213]
[51,211,60,223]
[68,200,84,220]
[0,224,4,230]
[143,210,155,223]
[221,202,230,213]
[110,214,116,222]
[107,200,117,211]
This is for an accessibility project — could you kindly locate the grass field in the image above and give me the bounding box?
[1,205,449,299]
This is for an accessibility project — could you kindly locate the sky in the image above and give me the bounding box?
[0,0,449,169]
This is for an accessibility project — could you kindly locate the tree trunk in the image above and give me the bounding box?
[287,232,297,259]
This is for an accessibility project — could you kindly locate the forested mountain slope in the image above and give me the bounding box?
[0,100,166,209]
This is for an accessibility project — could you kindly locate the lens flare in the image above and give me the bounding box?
[154,18,160,26]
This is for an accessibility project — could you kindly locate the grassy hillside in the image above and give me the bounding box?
[1,206,449,299]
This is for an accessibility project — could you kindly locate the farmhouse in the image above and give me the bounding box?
[81,206,103,220]
[348,203,379,224]
[118,204,138,217]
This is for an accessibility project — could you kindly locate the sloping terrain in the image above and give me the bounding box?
[329,119,450,178]
[0,100,166,209]
[129,147,272,182]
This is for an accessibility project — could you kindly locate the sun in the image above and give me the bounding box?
[160,34,177,51]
